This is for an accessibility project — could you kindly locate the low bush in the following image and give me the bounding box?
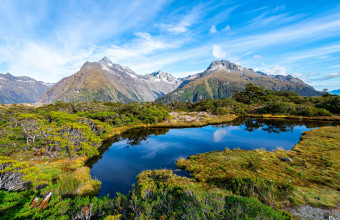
[227,177,294,206]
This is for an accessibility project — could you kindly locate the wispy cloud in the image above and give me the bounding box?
[209,25,217,34]
[253,55,262,59]
[160,23,190,33]
[0,0,340,90]
[311,73,340,81]
[0,0,169,82]
[259,65,287,75]
[223,25,231,32]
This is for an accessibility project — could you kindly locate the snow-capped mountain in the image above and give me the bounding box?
[0,73,52,104]
[157,60,321,103]
[38,57,182,103]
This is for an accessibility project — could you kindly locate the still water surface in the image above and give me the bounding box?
[89,118,337,197]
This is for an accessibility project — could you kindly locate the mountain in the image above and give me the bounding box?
[38,57,182,103]
[329,89,340,95]
[157,60,321,103]
[0,73,52,104]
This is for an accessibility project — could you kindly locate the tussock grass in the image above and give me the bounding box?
[176,126,340,207]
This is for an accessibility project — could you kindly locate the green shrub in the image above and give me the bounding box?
[224,195,293,219]
[316,96,340,114]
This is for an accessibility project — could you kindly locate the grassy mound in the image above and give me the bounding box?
[176,126,340,207]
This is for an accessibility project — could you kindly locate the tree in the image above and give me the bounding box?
[17,113,47,146]
[0,156,50,191]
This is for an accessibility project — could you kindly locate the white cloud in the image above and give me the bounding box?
[273,5,286,13]
[291,72,319,82]
[212,45,226,59]
[1,0,340,88]
[209,25,217,34]
[253,54,262,59]
[223,24,231,32]
[213,127,240,142]
[0,0,170,82]
[7,42,93,82]
[286,44,340,61]
[160,23,189,33]
[134,32,152,40]
[213,128,227,142]
[261,65,287,75]
[218,12,340,56]
[312,73,340,81]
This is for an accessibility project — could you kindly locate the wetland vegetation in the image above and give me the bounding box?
[0,84,339,219]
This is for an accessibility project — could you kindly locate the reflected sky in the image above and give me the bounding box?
[90,119,334,197]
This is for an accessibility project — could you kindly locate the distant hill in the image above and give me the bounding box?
[329,89,340,95]
[38,57,182,103]
[157,60,321,103]
[0,73,52,104]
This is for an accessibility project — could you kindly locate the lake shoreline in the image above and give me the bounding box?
[2,113,339,218]
[64,113,340,197]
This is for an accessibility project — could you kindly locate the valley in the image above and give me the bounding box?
[1,87,340,219]
[2,1,340,219]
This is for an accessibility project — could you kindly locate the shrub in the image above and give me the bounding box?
[227,177,294,206]
[224,195,293,219]
[316,96,340,114]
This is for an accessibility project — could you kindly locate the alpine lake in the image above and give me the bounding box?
[87,118,340,197]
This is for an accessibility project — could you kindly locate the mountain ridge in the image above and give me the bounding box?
[38,57,182,103]
[157,60,321,103]
[3,58,321,104]
[0,73,52,104]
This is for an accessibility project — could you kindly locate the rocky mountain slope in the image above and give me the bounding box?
[157,60,321,103]
[38,57,182,103]
[0,73,52,104]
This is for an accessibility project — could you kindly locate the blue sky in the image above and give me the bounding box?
[0,0,340,90]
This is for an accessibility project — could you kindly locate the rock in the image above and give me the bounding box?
[286,205,340,219]
[281,158,293,162]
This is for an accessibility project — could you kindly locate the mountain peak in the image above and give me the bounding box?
[207,60,243,72]
[2,72,14,78]
[101,56,113,65]
[151,71,167,77]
